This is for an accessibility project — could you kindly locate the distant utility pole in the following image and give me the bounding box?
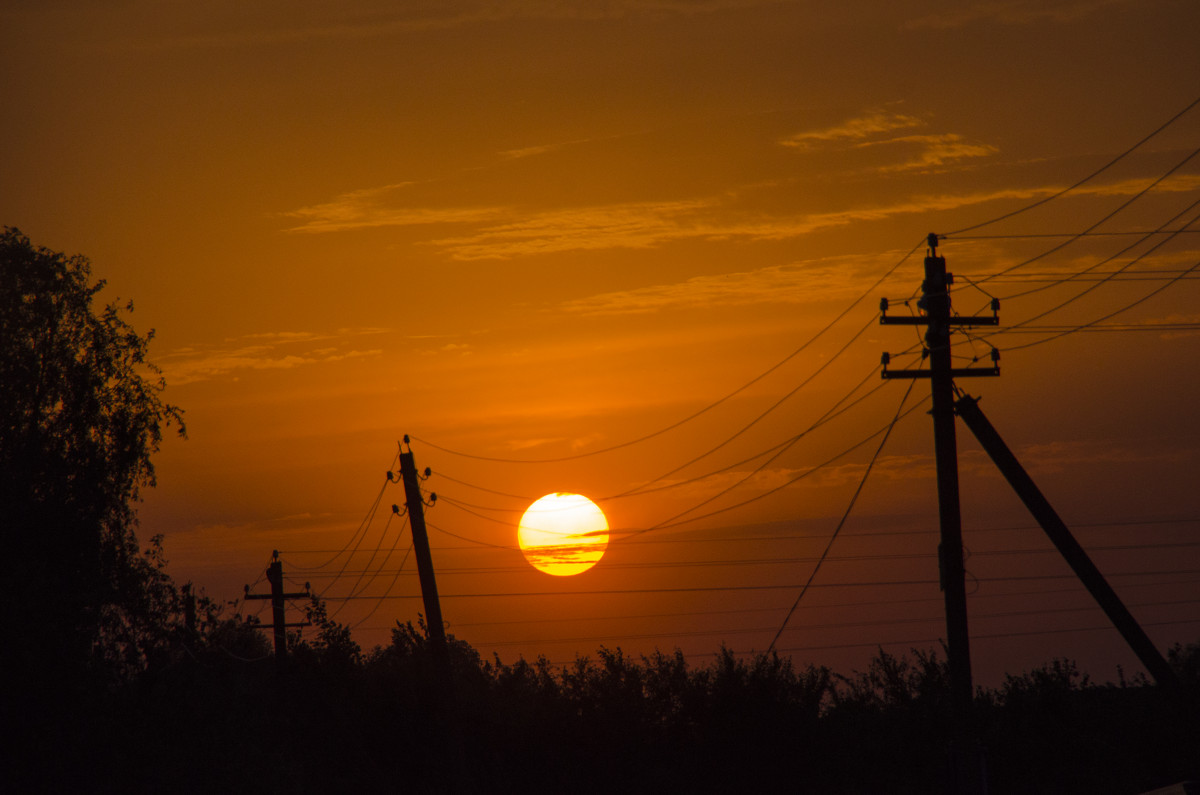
[395,437,448,666]
[244,553,310,663]
[881,233,998,795]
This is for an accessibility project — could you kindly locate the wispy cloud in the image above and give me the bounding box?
[558,254,902,315]
[779,111,924,148]
[425,198,717,259]
[281,171,1197,260]
[903,0,1131,31]
[160,328,388,384]
[497,136,597,161]
[865,133,999,173]
[282,183,503,234]
[782,110,998,173]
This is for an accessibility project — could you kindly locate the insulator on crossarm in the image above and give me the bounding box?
[880,297,889,314]
[881,351,891,367]
[991,297,1001,313]
[991,347,1001,363]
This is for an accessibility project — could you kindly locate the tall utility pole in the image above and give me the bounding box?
[881,234,997,795]
[244,553,310,663]
[396,438,448,665]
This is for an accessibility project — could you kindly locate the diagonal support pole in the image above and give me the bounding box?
[954,393,1179,689]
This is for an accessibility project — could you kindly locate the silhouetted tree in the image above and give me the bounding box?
[0,227,185,686]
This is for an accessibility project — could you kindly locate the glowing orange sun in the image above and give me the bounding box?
[518,493,609,576]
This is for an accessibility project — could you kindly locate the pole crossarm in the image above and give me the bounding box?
[880,314,999,326]
[883,367,999,379]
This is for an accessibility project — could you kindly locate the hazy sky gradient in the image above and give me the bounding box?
[4,0,1198,683]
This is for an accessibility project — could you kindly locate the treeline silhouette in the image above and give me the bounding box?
[12,584,1200,794]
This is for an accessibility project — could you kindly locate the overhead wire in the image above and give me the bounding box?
[428,371,930,547]
[432,352,905,515]
[983,192,1200,309]
[409,238,927,464]
[328,509,400,620]
[993,254,1200,352]
[630,392,932,537]
[352,522,414,631]
[466,598,1199,651]
[284,464,395,572]
[959,140,1200,284]
[943,90,1200,237]
[611,315,882,499]
[325,568,1200,601]
[768,378,916,651]
[290,538,1200,579]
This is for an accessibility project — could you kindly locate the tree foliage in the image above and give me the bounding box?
[0,227,185,683]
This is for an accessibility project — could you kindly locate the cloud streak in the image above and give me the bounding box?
[782,110,999,173]
[283,184,504,234]
[281,172,1199,260]
[558,254,902,315]
[779,111,924,148]
[160,328,388,384]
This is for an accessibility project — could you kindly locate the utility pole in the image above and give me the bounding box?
[244,553,310,664]
[881,233,998,795]
[395,437,448,666]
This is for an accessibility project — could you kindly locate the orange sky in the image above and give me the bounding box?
[4,0,1199,685]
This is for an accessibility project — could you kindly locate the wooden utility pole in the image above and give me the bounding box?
[881,234,997,794]
[397,438,448,664]
[244,554,310,662]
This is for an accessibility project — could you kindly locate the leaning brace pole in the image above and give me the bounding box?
[954,393,1180,689]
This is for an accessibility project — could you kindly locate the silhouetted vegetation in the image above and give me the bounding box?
[1,226,186,690]
[11,605,1198,794]
[5,230,1197,793]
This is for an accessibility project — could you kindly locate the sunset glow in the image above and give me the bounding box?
[3,0,1198,689]
[518,493,609,576]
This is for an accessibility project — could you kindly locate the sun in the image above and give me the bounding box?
[518,493,609,576]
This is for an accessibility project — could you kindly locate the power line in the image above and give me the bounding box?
[951,230,1200,240]
[943,90,1200,236]
[630,394,932,537]
[409,238,927,464]
[771,379,916,650]
[284,464,395,572]
[288,539,1200,579]
[963,140,1200,284]
[991,256,1200,352]
[321,568,1200,601]
[462,598,1199,651]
